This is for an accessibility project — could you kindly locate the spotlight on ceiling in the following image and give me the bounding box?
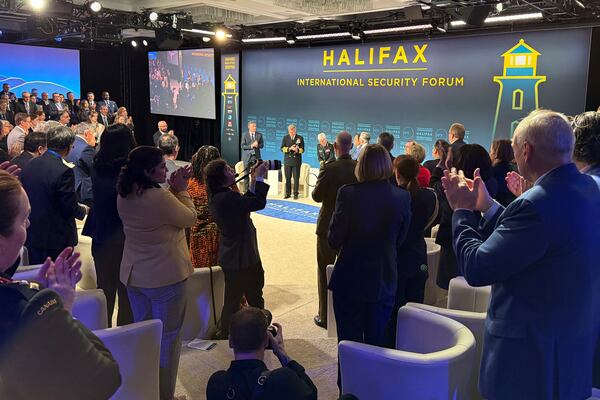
[495,2,504,12]
[202,36,211,42]
[286,33,296,44]
[350,27,362,40]
[28,0,47,11]
[142,39,148,46]
[575,0,586,8]
[89,1,102,12]
[131,40,138,47]
[435,21,449,32]
[215,29,227,41]
[149,11,159,22]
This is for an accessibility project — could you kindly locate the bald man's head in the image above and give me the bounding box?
[334,131,353,156]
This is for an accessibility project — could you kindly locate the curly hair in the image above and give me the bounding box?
[191,145,221,183]
[572,111,600,168]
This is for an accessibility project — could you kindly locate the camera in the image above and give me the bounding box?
[262,309,278,349]
[248,155,281,171]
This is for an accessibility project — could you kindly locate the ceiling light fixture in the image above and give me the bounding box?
[89,1,102,12]
[28,0,47,11]
[131,40,138,47]
[286,33,296,44]
[202,36,211,42]
[215,30,228,41]
[363,24,433,34]
[451,12,543,26]
[142,39,148,46]
[350,27,362,40]
[149,11,159,22]
[495,2,504,12]
[242,37,286,43]
[575,0,585,8]
[296,32,351,40]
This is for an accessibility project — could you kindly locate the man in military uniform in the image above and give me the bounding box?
[317,132,335,166]
[280,124,305,200]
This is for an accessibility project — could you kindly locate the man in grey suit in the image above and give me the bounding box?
[240,120,264,192]
[443,109,600,399]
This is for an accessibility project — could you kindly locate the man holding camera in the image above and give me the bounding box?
[281,124,305,199]
[241,121,264,193]
[206,307,317,400]
[206,159,269,339]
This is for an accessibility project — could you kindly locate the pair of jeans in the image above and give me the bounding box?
[127,279,188,400]
[284,165,301,197]
[220,262,265,338]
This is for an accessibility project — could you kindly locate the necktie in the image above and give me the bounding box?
[103,115,107,125]
[251,134,255,142]
[25,103,29,113]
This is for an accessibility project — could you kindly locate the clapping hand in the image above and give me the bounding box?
[0,161,20,177]
[36,247,82,312]
[505,171,530,197]
[441,168,493,212]
[168,165,192,192]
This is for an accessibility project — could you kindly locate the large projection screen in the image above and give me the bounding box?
[242,28,591,167]
[148,48,216,119]
[0,43,80,98]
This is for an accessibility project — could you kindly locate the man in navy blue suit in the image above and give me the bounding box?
[442,110,600,399]
[65,122,96,206]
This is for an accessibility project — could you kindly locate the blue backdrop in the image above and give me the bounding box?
[0,43,80,98]
[242,28,591,167]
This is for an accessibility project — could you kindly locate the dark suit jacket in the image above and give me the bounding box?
[281,135,304,167]
[14,100,37,116]
[21,151,87,250]
[453,163,600,399]
[397,187,437,279]
[450,138,465,161]
[423,159,439,174]
[209,181,269,271]
[153,130,165,146]
[0,148,10,163]
[328,180,411,302]
[65,136,95,203]
[0,110,15,125]
[10,151,34,170]
[317,143,335,165]
[98,113,113,128]
[47,101,67,121]
[241,131,264,166]
[311,154,357,236]
[491,161,517,207]
[96,100,118,115]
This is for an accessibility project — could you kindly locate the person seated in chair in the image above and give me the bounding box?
[206,307,317,400]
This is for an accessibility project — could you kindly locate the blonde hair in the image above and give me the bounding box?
[355,144,392,182]
[407,141,426,164]
[117,107,128,117]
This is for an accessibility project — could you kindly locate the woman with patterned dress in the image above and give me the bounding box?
[188,145,222,268]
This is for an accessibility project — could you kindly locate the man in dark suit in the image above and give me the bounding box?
[206,159,269,339]
[0,98,14,125]
[10,131,46,170]
[311,131,357,328]
[280,124,304,199]
[47,93,66,121]
[316,133,335,166]
[241,120,264,192]
[98,105,113,128]
[153,120,171,146]
[96,91,118,116]
[38,92,51,115]
[443,110,600,399]
[1,83,14,99]
[14,91,37,117]
[448,122,466,167]
[20,125,89,264]
[65,122,96,206]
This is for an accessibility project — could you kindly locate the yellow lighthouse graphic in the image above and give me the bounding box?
[222,74,238,140]
[492,39,546,140]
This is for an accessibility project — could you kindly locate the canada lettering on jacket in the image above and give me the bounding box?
[323,44,428,67]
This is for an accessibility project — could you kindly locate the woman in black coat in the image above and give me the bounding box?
[329,144,411,358]
[490,139,517,207]
[82,124,136,326]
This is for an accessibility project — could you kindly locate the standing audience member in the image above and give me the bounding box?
[443,110,600,399]
[31,110,45,131]
[15,92,36,117]
[328,144,411,387]
[352,131,370,160]
[38,92,51,115]
[0,98,15,125]
[20,125,89,264]
[86,92,96,111]
[317,133,335,166]
[154,120,171,146]
[423,139,449,174]
[158,134,180,187]
[385,155,437,346]
[572,111,600,177]
[66,122,96,207]
[97,91,118,116]
[206,308,317,400]
[11,131,46,170]
[448,122,466,161]
[115,106,134,132]
[48,93,65,121]
[0,120,11,159]
[83,124,136,327]
[311,131,357,329]
[377,132,395,161]
[98,105,113,127]
[117,146,196,400]
[281,124,305,199]
[405,141,431,187]
[188,145,222,268]
[88,110,105,140]
[240,120,264,192]
[0,170,122,399]
[78,99,91,123]
[490,139,517,207]
[58,110,71,127]
[430,143,496,289]
[65,92,79,123]
[7,112,31,157]
[206,159,269,339]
